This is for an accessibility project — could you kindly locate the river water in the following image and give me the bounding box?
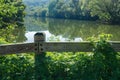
[23,17,120,42]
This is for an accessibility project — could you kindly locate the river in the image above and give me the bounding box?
[22,16,120,43]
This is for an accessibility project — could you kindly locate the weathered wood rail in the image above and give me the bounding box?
[0,42,120,55]
[0,33,120,55]
[0,32,120,80]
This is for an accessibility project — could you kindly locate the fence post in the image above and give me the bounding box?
[34,32,48,80]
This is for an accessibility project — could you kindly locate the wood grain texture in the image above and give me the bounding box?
[43,42,93,52]
[0,43,35,55]
[0,41,120,55]
[41,42,120,52]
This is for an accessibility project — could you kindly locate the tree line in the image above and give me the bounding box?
[27,0,120,24]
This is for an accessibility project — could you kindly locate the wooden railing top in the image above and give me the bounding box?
[0,41,120,55]
[0,32,120,55]
[0,43,35,55]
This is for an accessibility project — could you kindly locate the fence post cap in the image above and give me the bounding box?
[34,32,45,42]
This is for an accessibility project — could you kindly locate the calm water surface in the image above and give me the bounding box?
[23,17,120,42]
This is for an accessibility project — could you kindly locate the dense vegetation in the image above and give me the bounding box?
[0,0,26,43]
[0,0,25,28]
[24,0,120,24]
[0,0,120,80]
[0,35,120,80]
[23,0,49,17]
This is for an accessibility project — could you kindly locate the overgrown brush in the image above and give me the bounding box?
[0,34,120,80]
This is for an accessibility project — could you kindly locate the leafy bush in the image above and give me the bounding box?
[0,34,120,80]
[0,54,34,80]
[0,0,25,28]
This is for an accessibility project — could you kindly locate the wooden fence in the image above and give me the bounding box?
[0,32,120,80]
[0,32,120,55]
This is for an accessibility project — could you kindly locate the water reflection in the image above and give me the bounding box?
[49,18,120,41]
[24,17,120,42]
[24,16,48,31]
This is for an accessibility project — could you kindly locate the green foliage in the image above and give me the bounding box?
[48,0,96,20]
[0,34,120,80]
[0,38,8,44]
[0,0,26,43]
[44,34,120,80]
[88,0,120,24]
[0,25,15,43]
[23,0,49,17]
[0,54,34,80]
[24,0,120,24]
[0,25,27,43]
[45,52,93,80]
[24,0,97,20]
[89,34,120,80]
[0,0,25,28]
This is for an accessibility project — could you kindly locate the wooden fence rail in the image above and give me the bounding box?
[0,32,120,80]
[0,33,120,55]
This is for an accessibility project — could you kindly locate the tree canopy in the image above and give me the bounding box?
[89,0,120,24]
[24,0,120,24]
[0,0,25,28]
[0,0,26,43]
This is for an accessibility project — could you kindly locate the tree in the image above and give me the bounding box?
[0,0,26,42]
[88,0,120,24]
[0,0,25,28]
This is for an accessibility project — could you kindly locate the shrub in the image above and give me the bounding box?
[0,54,34,80]
[0,34,120,80]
